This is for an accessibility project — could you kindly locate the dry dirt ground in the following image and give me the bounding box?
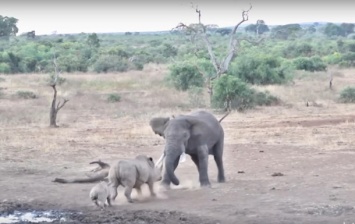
[1,67,355,223]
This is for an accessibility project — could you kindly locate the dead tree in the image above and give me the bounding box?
[174,4,262,105]
[329,70,333,89]
[49,56,69,128]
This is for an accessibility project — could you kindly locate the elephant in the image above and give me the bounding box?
[149,110,226,188]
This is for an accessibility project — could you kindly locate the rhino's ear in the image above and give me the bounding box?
[149,117,170,137]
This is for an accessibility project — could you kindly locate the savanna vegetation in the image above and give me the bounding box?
[1,13,355,113]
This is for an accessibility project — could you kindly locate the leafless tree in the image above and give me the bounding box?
[173,3,263,104]
[49,55,69,128]
[329,70,333,89]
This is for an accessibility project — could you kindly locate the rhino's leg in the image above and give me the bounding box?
[136,186,142,197]
[124,186,134,203]
[108,179,119,201]
[121,178,135,203]
[106,197,112,207]
[148,182,156,197]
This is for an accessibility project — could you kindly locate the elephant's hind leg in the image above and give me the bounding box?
[213,139,225,183]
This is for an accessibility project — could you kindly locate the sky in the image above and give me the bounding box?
[0,0,354,35]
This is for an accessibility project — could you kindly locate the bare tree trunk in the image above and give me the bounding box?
[329,71,333,89]
[50,85,58,127]
[49,54,69,128]
[49,84,68,128]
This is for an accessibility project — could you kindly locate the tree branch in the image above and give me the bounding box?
[191,3,202,24]
[57,99,69,111]
[201,34,220,73]
[221,4,253,73]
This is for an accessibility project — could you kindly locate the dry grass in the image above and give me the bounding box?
[254,67,355,107]
[3,65,355,223]
[1,65,355,166]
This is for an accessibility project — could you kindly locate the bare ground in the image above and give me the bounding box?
[1,68,355,223]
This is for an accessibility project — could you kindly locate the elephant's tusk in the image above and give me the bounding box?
[179,152,186,163]
[155,153,165,167]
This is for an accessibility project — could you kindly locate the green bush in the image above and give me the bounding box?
[228,55,290,85]
[16,90,37,99]
[212,75,280,111]
[283,42,314,58]
[339,87,355,103]
[293,56,327,72]
[323,52,342,65]
[0,63,10,74]
[107,93,121,103]
[339,52,355,67]
[132,61,144,70]
[92,55,129,73]
[168,61,204,91]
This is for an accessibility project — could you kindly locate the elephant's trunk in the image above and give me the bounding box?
[165,155,180,185]
[164,144,182,186]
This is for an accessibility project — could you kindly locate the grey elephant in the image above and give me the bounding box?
[149,110,225,188]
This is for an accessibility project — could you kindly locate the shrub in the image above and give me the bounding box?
[339,52,355,67]
[283,42,314,58]
[228,55,290,85]
[167,61,204,91]
[293,56,327,72]
[339,87,355,103]
[323,52,342,65]
[132,61,144,71]
[107,93,121,103]
[92,55,129,73]
[212,75,280,111]
[16,90,37,99]
[0,62,11,74]
[253,91,280,106]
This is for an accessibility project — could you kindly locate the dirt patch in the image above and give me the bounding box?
[0,201,219,224]
[277,115,355,127]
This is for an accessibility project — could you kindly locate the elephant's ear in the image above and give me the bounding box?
[149,117,170,137]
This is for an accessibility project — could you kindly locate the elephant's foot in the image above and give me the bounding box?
[200,181,211,188]
[218,176,226,183]
[160,181,171,191]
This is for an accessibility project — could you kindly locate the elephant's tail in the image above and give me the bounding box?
[218,111,230,123]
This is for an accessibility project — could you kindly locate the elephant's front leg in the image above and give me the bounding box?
[197,144,211,187]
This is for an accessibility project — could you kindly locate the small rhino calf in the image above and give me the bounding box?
[89,181,111,209]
